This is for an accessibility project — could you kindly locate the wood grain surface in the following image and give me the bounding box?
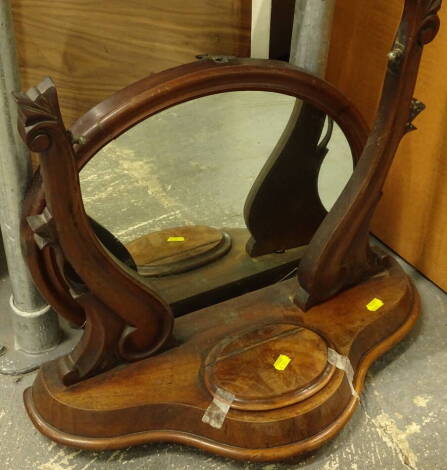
[328,0,447,291]
[11,0,251,125]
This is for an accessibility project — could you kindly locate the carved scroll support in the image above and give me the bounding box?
[295,0,442,310]
[58,293,126,386]
[15,79,174,383]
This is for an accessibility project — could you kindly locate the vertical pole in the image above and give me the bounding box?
[290,0,336,75]
[0,0,60,353]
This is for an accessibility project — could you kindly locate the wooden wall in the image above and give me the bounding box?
[328,0,447,291]
[327,1,402,123]
[11,0,251,125]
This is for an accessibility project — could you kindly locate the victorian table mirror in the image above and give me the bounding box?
[15,0,441,462]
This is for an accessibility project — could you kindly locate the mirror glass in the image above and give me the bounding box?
[80,91,352,249]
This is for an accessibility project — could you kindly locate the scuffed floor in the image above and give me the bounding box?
[0,92,445,469]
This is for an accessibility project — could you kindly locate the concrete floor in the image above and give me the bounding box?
[0,92,446,469]
[79,92,352,242]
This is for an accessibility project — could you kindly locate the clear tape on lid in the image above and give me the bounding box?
[328,348,359,400]
[202,387,235,429]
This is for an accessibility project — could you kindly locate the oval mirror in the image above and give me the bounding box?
[79,91,355,314]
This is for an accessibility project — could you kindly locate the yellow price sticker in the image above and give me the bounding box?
[273,354,292,371]
[366,298,384,312]
[167,236,185,242]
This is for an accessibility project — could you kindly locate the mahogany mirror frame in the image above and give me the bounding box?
[20,57,368,331]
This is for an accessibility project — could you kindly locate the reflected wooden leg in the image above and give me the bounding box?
[244,102,341,256]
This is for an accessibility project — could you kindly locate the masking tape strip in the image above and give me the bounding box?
[26,207,54,250]
[327,348,359,400]
[202,387,235,429]
[32,233,50,250]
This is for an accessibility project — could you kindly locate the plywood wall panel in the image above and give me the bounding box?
[11,0,251,125]
[328,0,447,291]
[327,0,402,124]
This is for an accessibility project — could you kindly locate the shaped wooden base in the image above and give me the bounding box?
[24,255,419,462]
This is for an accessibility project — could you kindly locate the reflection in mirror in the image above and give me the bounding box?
[318,119,353,211]
[81,92,294,244]
[80,91,352,248]
[79,91,354,313]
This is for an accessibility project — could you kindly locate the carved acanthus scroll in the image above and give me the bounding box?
[15,79,174,384]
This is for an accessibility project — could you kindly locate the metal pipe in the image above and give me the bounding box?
[0,0,60,353]
[290,0,336,75]
[286,0,336,134]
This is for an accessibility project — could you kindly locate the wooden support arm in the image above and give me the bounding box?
[295,0,442,310]
[15,79,174,383]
